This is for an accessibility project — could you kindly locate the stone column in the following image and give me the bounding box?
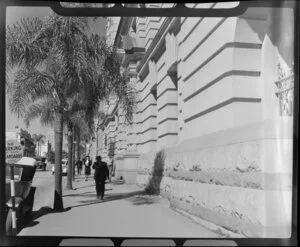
[122,151,140,184]
[114,154,124,180]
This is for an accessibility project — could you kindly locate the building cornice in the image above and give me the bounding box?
[98,103,118,129]
[136,17,181,78]
[114,17,134,49]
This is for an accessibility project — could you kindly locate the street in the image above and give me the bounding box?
[18,166,221,238]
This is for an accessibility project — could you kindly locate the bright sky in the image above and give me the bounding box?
[5,6,106,139]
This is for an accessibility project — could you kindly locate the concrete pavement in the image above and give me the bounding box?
[18,172,221,238]
[31,166,55,211]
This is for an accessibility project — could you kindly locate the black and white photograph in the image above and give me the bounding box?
[2,1,297,245]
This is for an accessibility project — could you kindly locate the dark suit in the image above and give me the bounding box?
[92,161,109,199]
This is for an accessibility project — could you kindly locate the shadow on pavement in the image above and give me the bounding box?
[111,180,125,185]
[66,190,146,209]
[31,207,71,221]
[20,207,71,232]
[63,188,113,198]
[127,195,159,206]
[73,184,96,190]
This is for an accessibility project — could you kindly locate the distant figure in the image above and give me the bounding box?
[108,156,113,182]
[93,156,109,200]
[75,159,83,175]
[84,156,92,181]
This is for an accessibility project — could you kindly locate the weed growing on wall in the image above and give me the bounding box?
[145,150,166,195]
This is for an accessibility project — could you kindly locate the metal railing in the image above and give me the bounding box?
[274,73,294,116]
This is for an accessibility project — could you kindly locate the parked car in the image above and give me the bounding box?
[35,157,47,171]
[52,159,68,176]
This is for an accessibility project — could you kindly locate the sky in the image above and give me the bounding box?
[5,6,106,138]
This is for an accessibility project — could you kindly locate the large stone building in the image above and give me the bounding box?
[92,3,294,238]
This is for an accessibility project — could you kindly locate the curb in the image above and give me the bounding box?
[170,206,245,238]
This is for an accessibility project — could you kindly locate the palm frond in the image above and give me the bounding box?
[23,98,55,128]
[6,17,46,68]
[7,67,54,117]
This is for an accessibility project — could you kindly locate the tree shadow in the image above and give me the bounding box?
[63,188,113,198]
[31,206,72,221]
[111,180,125,185]
[126,195,159,206]
[66,190,146,209]
[18,220,39,231]
[63,191,95,197]
[20,206,71,232]
[72,184,97,190]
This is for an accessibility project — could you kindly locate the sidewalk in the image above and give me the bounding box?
[18,175,220,238]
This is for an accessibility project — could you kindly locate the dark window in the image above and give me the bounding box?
[151,85,157,100]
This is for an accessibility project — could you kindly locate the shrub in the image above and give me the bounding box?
[145,150,165,195]
[189,164,202,171]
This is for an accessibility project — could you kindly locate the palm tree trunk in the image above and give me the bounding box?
[66,122,73,189]
[72,126,75,181]
[53,110,64,210]
[76,128,80,162]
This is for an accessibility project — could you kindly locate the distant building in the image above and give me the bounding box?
[6,127,35,157]
[47,129,68,152]
[47,130,55,151]
[39,142,49,157]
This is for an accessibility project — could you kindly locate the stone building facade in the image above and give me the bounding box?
[93,3,294,238]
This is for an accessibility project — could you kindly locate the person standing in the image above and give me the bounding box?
[93,156,109,200]
[84,155,92,181]
[107,156,114,182]
[75,159,83,176]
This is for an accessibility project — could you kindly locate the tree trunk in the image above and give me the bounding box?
[76,128,80,161]
[96,128,99,156]
[72,126,75,181]
[66,122,73,189]
[53,110,64,210]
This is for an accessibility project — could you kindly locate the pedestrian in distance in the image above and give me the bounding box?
[75,159,83,176]
[107,156,113,182]
[93,156,109,200]
[84,155,92,181]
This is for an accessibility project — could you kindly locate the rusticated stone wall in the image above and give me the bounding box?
[136,118,293,237]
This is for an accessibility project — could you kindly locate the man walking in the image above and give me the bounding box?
[92,156,109,200]
[75,159,83,175]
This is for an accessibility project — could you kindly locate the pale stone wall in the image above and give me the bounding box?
[137,118,293,237]
[179,14,262,140]
[136,70,158,154]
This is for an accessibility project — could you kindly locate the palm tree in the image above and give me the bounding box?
[32,134,46,157]
[6,13,136,209]
[6,14,95,210]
